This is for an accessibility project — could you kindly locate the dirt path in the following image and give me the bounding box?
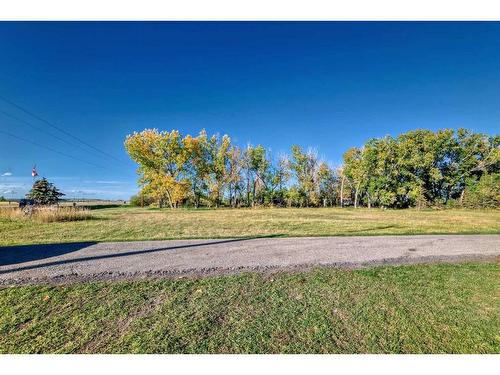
[0,235,498,284]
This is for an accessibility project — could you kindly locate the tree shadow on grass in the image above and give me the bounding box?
[343,225,399,234]
[0,234,285,273]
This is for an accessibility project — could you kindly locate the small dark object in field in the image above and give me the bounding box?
[18,199,35,209]
[408,248,417,252]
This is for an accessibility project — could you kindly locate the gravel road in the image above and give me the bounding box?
[0,235,498,284]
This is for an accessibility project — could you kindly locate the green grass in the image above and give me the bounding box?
[1,206,499,246]
[2,207,497,353]
[0,263,498,353]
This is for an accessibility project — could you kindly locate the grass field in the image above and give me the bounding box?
[0,206,499,246]
[0,263,498,353]
[1,207,498,354]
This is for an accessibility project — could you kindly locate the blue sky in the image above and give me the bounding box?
[0,22,499,199]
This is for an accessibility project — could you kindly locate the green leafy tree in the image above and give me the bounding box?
[206,133,232,207]
[227,146,243,207]
[364,136,400,208]
[452,130,500,205]
[184,130,211,208]
[286,186,304,207]
[317,162,337,207]
[266,155,291,206]
[340,129,498,209]
[343,147,366,208]
[463,173,500,208]
[245,144,279,206]
[289,145,319,206]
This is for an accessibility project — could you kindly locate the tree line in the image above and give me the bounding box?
[125,128,499,209]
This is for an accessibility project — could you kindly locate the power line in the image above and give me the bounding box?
[1,109,123,169]
[0,109,94,155]
[0,95,128,165]
[0,129,108,170]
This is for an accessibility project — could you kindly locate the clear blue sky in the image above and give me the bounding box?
[0,22,499,199]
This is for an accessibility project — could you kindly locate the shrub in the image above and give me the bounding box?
[463,173,500,209]
[129,194,154,207]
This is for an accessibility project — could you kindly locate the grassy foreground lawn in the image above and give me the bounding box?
[0,263,498,353]
[1,206,499,246]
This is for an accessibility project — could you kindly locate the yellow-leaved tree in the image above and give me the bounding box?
[125,129,190,208]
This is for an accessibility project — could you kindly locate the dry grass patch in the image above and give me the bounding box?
[0,206,91,223]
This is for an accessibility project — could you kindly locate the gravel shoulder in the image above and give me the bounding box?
[0,235,499,285]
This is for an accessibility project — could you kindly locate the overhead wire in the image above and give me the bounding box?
[0,95,129,165]
[0,109,95,154]
[0,129,108,170]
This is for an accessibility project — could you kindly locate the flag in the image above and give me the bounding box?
[32,165,38,177]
